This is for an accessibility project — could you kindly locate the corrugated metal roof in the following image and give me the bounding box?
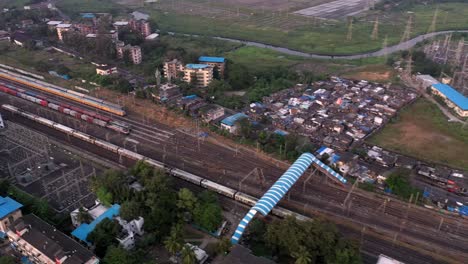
[186,64,210,69]
[433,83,468,110]
[0,196,23,219]
[71,204,120,244]
[221,113,247,126]
[199,56,225,63]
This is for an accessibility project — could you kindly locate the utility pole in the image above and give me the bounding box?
[371,17,379,40]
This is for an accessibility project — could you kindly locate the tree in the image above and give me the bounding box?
[0,179,10,196]
[87,218,121,258]
[91,170,129,205]
[385,169,420,200]
[120,200,142,221]
[177,188,198,219]
[292,246,312,264]
[164,226,183,256]
[264,216,362,264]
[227,63,253,90]
[0,256,16,264]
[102,246,134,264]
[181,245,197,264]
[193,191,222,232]
[77,207,92,224]
[216,237,232,255]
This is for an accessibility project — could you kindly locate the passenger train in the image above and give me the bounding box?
[0,84,130,134]
[1,104,309,221]
[0,68,125,116]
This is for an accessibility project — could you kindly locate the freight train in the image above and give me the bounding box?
[1,104,308,221]
[0,85,130,134]
[0,67,125,116]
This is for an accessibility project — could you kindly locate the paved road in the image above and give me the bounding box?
[169,30,468,59]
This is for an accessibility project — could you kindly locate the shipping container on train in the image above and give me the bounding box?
[0,68,126,116]
[0,84,130,134]
[1,103,311,223]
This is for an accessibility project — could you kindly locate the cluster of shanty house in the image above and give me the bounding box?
[249,77,417,151]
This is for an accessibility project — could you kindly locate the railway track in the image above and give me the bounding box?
[1,79,468,263]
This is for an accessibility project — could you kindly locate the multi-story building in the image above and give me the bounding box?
[0,196,98,264]
[163,59,184,82]
[198,56,226,78]
[129,19,151,37]
[75,23,95,36]
[116,41,142,64]
[183,64,213,87]
[56,23,72,41]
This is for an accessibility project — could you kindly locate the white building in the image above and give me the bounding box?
[116,217,144,250]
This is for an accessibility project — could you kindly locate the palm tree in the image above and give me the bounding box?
[292,246,312,264]
[181,245,197,264]
[164,232,182,256]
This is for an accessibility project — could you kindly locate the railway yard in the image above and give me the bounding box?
[1,71,468,264]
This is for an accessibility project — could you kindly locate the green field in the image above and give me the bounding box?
[368,99,468,170]
[0,42,95,89]
[0,0,30,9]
[148,2,468,55]
[54,0,468,55]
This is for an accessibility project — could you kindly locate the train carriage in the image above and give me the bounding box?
[95,139,120,153]
[201,180,237,198]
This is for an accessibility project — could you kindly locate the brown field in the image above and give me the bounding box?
[341,65,395,82]
[368,99,468,170]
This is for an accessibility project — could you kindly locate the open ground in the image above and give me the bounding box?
[54,0,468,54]
[368,98,468,170]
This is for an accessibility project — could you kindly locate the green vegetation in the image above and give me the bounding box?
[88,161,223,260]
[385,169,421,200]
[56,0,126,18]
[0,0,31,9]
[225,46,305,72]
[0,42,95,89]
[0,256,16,264]
[87,218,122,258]
[146,1,468,54]
[368,99,468,170]
[247,217,361,264]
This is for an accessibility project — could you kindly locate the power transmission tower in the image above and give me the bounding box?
[406,54,413,77]
[454,38,465,65]
[400,13,414,44]
[346,17,353,41]
[382,35,388,63]
[427,6,439,34]
[371,17,379,40]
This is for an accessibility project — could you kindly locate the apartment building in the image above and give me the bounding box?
[128,19,151,37]
[0,196,98,264]
[198,56,226,78]
[183,64,213,87]
[163,59,184,81]
[116,41,142,64]
[56,23,72,41]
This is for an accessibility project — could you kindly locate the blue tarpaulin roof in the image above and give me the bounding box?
[71,204,120,244]
[274,129,289,136]
[0,196,23,219]
[199,56,225,63]
[221,113,247,126]
[433,83,468,110]
[81,13,95,18]
[183,95,198,100]
[186,64,210,69]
